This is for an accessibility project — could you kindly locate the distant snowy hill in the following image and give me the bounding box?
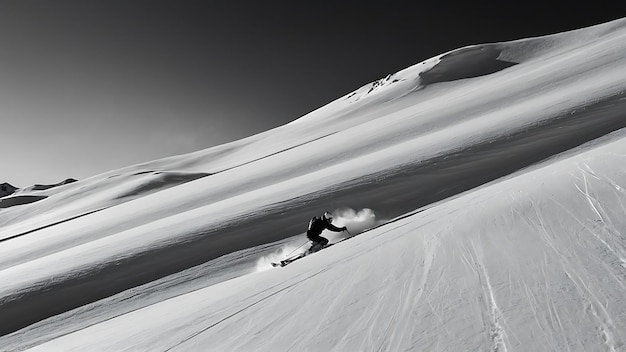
[1,18,626,351]
[24,178,78,192]
[0,179,81,209]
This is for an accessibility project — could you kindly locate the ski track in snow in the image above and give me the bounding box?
[467,238,509,352]
[575,166,626,270]
[523,179,625,352]
[163,267,333,352]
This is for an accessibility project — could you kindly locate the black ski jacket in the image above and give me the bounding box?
[307,216,344,238]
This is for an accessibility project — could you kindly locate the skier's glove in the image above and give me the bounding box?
[342,227,348,231]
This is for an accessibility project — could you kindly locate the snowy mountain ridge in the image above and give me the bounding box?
[1,17,626,351]
[0,183,17,198]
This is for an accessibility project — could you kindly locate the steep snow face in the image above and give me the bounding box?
[1,18,626,351]
[19,128,626,352]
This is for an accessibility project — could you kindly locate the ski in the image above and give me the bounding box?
[270,236,352,267]
[271,252,306,267]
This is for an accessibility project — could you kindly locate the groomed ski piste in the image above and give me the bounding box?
[1,18,626,351]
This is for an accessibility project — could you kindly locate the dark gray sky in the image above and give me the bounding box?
[1,1,622,187]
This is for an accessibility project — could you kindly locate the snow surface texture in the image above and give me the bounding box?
[1,18,626,351]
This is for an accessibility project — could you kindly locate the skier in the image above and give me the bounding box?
[307,211,347,253]
[271,211,349,267]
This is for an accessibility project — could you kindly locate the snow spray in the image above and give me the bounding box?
[255,208,382,271]
[332,208,383,238]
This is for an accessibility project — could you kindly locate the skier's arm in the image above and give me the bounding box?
[325,223,347,232]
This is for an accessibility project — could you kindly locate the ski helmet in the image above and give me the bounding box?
[322,211,333,222]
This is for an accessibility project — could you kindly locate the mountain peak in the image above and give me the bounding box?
[0,182,17,198]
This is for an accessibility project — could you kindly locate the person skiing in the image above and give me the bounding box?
[271,211,349,267]
[307,211,347,253]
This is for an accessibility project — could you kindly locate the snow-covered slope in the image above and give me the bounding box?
[1,18,626,351]
[24,128,626,352]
